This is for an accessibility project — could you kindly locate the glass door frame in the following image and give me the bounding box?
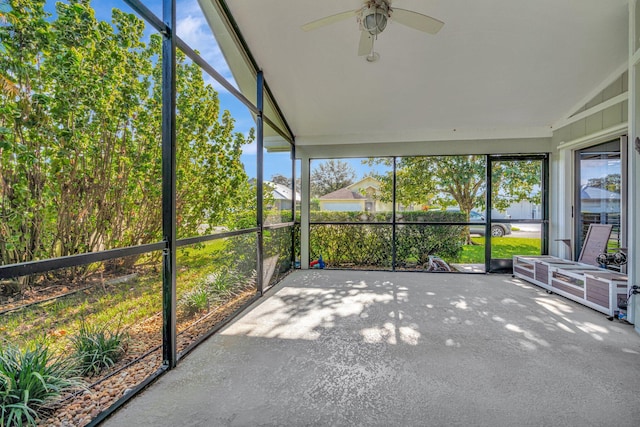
[573,137,627,268]
[486,154,550,273]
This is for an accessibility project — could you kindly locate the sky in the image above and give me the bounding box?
[35,1,392,181]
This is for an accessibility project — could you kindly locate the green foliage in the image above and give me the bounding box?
[178,285,210,317]
[0,0,254,279]
[586,173,621,194]
[396,211,465,223]
[458,237,541,263]
[310,223,392,268]
[366,156,541,243]
[491,160,542,211]
[178,267,252,317]
[309,211,465,268]
[366,156,541,216]
[0,341,83,426]
[367,156,486,214]
[395,211,466,265]
[310,160,356,197]
[310,210,392,222]
[264,226,295,285]
[70,320,128,376]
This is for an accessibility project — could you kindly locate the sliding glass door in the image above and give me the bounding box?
[575,139,626,270]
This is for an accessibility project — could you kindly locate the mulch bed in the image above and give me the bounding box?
[36,287,257,427]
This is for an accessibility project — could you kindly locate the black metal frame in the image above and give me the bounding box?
[0,242,165,279]
[487,154,550,273]
[1,1,298,424]
[308,154,550,273]
[160,0,178,369]
[256,71,265,294]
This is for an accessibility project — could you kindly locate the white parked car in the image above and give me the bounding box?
[447,209,512,237]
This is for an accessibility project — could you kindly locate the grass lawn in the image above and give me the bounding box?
[458,237,541,263]
[0,239,231,350]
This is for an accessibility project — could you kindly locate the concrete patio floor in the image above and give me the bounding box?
[104,270,640,426]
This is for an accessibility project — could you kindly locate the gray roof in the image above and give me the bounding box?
[320,188,365,200]
[265,182,300,202]
[580,185,620,200]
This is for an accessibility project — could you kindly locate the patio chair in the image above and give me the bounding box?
[576,224,613,267]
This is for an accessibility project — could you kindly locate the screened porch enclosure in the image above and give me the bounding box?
[1,1,639,426]
[307,154,548,274]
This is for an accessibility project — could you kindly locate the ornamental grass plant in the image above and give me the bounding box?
[0,342,83,427]
[70,321,128,377]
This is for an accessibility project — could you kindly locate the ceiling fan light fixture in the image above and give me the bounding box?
[301,0,444,57]
[362,5,388,35]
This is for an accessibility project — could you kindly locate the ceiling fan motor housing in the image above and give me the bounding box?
[362,3,389,35]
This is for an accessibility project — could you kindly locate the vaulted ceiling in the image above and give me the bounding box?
[218,0,628,146]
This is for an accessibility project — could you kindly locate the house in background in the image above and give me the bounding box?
[579,185,621,215]
[318,187,367,212]
[318,177,395,212]
[265,181,300,211]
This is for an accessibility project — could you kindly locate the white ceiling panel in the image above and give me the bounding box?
[219,0,628,145]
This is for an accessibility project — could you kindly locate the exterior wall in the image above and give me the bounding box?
[347,177,380,192]
[319,201,364,211]
[552,72,628,146]
[276,200,293,211]
[551,64,632,325]
[505,201,542,220]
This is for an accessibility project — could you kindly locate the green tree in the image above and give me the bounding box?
[0,0,53,267]
[173,42,254,238]
[269,173,291,187]
[586,173,621,194]
[0,0,254,277]
[369,156,485,218]
[310,159,356,197]
[368,156,541,243]
[491,159,542,212]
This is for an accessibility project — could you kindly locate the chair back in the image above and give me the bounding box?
[577,224,613,266]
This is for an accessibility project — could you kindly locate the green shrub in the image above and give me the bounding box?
[310,224,393,267]
[206,270,234,294]
[309,211,466,267]
[70,321,128,377]
[178,285,210,317]
[310,210,391,222]
[0,342,83,426]
[395,224,465,264]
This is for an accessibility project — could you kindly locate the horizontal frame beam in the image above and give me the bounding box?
[0,242,166,279]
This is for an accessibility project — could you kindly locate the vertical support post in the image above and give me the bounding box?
[628,0,639,328]
[301,158,310,269]
[541,154,550,255]
[391,157,397,271]
[291,144,297,268]
[161,0,177,369]
[256,71,264,294]
[485,155,492,273]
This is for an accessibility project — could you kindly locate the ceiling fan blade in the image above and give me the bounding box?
[301,9,359,32]
[391,8,444,34]
[358,31,374,56]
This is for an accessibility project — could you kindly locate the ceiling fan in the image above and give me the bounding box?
[301,0,444,61]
